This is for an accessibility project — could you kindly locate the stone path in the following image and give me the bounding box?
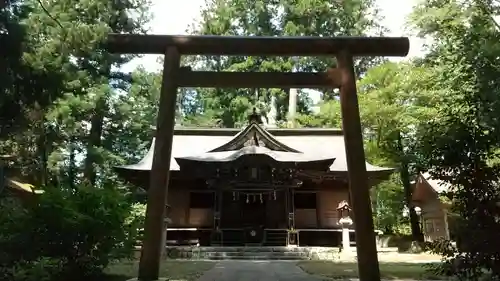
[196,260,324,281]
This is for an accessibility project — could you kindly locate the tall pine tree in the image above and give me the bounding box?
[181,0,386,128]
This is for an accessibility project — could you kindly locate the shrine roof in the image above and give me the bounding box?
[115,125,394,173]
[177,145,335,164]
[5,178,44,194]
[414,172,451,193]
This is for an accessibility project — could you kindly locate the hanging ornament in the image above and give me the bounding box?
[233,192,236,201]
[260,193,263,203]
[273,191,277,200]
[253,194,256,202]
[246,194,249,203]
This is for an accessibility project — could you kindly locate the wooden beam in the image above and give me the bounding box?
[335,51,381,281]
[138,47,180,281]
[177,70,340,88]
[106,34,410,57]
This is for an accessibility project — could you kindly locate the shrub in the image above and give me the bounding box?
[0,197,34,277]
[126,202,147,244]
[9,257,66,281]
[0,184,141,281]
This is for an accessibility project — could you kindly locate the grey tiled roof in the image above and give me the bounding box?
[116,126,393,173]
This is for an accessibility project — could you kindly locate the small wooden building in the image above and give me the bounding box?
[1,178,43,203]
[411,172,451,242]
[116,116,393,247]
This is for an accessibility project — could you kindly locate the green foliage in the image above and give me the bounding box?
[9,258,66,281]
[126,202,147,242]
[0,185,140,281]
[0,198,32,268]
[410,0,500,279]
[371,174,407,233]
[182,0,385,128]
[297,100,342,128]
[357,62,439,239]
[1,0,152,189]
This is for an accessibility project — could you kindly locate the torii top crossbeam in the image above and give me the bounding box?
[106,34,409,57]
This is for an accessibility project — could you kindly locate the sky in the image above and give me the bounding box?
[123,0,427,103]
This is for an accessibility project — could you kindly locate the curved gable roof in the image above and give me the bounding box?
[209,122,300,152]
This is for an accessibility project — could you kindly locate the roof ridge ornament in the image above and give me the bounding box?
[248,107,263,125]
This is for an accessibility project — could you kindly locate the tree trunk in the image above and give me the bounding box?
[84,98,106,186]
[36,122,48,187]
[68,136,76,189]
[397,132,424,241]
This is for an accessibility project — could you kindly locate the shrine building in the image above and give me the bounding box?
[116,111,393,248]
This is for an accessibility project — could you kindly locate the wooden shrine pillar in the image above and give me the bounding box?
[209,188,223,246]
[285,188,296,245]
[284,189,289,227]
[289,189,295,229]
[214,189,222,229]
[138,47,181,281]
[285,189,295,229]
[335,51,381,280]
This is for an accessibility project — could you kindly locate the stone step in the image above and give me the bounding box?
[206,255,309,260]
[199,249,313,261]
[204,251,309,257]
[167,246,396,253]
[174,246,311,253]
[163,246,328,260]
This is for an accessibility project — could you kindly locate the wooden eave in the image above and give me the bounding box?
[175,154,336,170]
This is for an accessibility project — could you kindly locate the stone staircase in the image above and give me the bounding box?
[264,230,287,246]
[164,246,341,260]
[204,247,309,260]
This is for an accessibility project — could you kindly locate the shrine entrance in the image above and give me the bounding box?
[220,189,284,229]
[106,34,410,281]
[239,194,266,245]
[238,193,267,228]
[219,189,287,246]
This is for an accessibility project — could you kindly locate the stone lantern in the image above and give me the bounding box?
[337,200,353,252]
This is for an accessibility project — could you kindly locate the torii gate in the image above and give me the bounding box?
[106,34,409,281]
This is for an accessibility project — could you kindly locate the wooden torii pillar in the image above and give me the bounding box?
[106,35,409,281]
